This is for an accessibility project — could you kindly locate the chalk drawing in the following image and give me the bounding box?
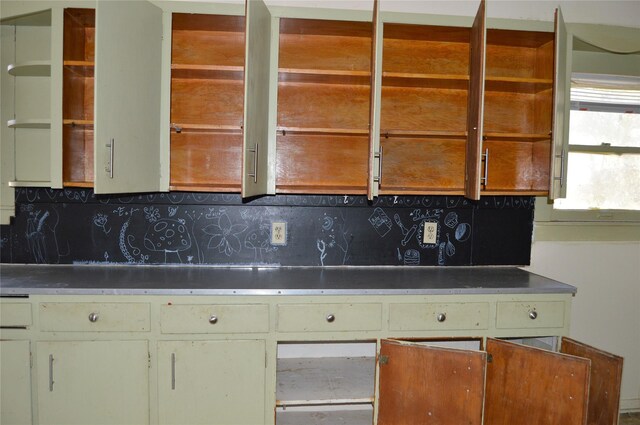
[92,213,111,235]
[144,219,191,263]
[444,212,459,229]
[203,213,248,257]
[445,234,456,257]
[119,219,136,263]
[455,223,471,242]
[25,209,63,264]
[397,248,402,262]
[144,206,161,223]
[368,207,392,237]
[167,193,185,204]
[404,249,420,265]
[438,242,446,265]
[393,214,417,247]
[113,207,139,217]
[417,219,440,249]
[245,223,276,262]
[317,212,351,265]
[316,239,327,266]
[410,209,443,222]
[322,214,334,231]
[168,206,178,217]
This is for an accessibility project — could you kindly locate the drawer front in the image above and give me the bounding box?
[277,303,382,333]
[160,304,269,334]
[0,303,32,327]
[389,302,490,331]
[39,303,150,332]
[496,301,565,329]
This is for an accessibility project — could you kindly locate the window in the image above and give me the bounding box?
[554,73,640,214]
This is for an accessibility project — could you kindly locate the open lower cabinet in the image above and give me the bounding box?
[377,338,623,425]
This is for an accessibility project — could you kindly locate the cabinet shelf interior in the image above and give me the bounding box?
[7,61,51,77]
[7,119,50,129]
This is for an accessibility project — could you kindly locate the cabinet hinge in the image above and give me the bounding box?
[148,351,151,368]
[487,353,493,363]
[379,354,389,365]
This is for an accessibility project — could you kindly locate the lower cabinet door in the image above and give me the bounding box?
[157,340,266,425]
[36,340,149,425]
[484,338,590,425]
[377,339,486,425]
[1,340,32,425]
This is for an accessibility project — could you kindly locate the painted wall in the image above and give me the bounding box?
[526,241,640,412]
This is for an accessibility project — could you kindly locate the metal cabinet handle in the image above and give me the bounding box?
[105,138,114,178]
[326,314,335,323]
[481,148,489,187]
[171,353,176,390]
[247,143,258,183]
[529,310,538,320]
[49,354,54,391]
[209,315,218,324]
[553,148,565,188]
[437,313,447,322]
[373,146,383,185]
[88,312,99,323]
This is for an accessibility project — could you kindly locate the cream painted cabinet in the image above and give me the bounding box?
[36,340,149,425]
[157,340,266,425]
[0,340,32,425]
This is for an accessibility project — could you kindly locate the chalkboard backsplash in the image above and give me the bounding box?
[0,188,534,266]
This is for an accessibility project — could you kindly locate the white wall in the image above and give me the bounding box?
[526,241,640,412]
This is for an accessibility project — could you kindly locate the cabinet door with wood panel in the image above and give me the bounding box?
[36,340,149,425]
[157,340,266,425]
[276,18,373,194]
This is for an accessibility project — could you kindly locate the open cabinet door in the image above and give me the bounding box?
[367,0,382,200]
[377,339,486,425]
[242,0,273,198]
[464,0,486,200]
[484,338,590,425]
[549,7,570,199]
[94,1,163,194]
[561,338,624,425]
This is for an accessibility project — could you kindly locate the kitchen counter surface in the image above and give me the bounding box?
[0,264,576,296]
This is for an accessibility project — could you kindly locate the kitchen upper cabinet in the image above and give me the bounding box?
[36,340,149,425]
[166,0,273,196]
[157,340,266,425]
[275,17,373,194]
[0,340,32,425]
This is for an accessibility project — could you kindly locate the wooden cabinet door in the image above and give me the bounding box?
[242,0,273,197]
[561,338,624,425]
[549,7,570,199]
[377,339,486,425]
[36,340,149,425]
[157,340,266,425]
[0,340,32,425]
[465,0,486,200]
[94,0,163,194]
[484,338,590,425]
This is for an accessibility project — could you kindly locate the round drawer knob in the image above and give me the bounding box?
[437,313,447,322]
[209,315,218,324]
[529,310,538,320]
[88,313,99,323]
[326,314,335,323]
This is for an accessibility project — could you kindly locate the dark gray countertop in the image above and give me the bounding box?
[0,264,576,296]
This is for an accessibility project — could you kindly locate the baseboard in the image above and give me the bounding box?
[620,398,640,413]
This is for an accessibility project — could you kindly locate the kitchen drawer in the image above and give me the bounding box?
[39,303,150,332]
[0,302,32,327]
[160,304,269,334]
[496,301,565,329]
[389,302,490,331]
[277,303,382,333]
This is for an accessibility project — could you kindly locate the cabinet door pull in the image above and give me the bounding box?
[481,148,489,187]
[373,147,384,185]
[553,148,565,188]
[247,143,258,183]
[171,353,176,390]
[437,313,447,322]
[49,354,54,391]
[326,314,335,323]
[105,138,114,178]
[88,312,99,323]
[209,315,218,324]
[529,310,538,320]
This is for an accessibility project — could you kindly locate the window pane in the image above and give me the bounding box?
[569,110,640,147]
[555,152,640,210]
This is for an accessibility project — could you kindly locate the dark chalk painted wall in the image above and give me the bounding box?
[0,188,534,266]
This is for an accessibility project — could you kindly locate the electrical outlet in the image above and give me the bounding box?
[422,222,438,244]
[271,221,287,246]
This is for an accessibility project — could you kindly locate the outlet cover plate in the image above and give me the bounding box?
[423,222,438,244]
[271,221,287,246]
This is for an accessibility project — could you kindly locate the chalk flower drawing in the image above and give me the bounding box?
[92,213,111,234]
[203,213,248,256]
[144,206,161,223]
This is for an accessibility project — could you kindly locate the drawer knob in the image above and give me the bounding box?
[209,315,218,325]
[437,313,447,322]
[529,310,538,320]
[326,314,335,323]
[88,313,99,323]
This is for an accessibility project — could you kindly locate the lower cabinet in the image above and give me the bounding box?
[0,340,32,425]
[36,340,149,425]
[157,340,266,425]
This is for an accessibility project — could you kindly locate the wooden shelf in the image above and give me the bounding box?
[383,72,469,89]
[276,357,375,407]
[279,68,370,85]
[64,181,93,188]
[277,126,367,136]
[64,60,94,77]
[171,123,242,134]
[8,180,51,188]
[7,61,51,77]
[380,129,467,139]
[485,76,553,93]
[7,119,50,129]
[169,184,240,193]
[276,408,373,425]
[171,64,243,80]
[63,119,94,127]
[484,132,550,142]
